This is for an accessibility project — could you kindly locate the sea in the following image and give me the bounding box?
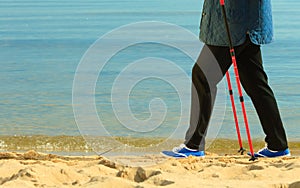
[0,0,299,154]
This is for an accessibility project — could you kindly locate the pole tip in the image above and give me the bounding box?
[249,155,258,161]
[220,0,225,5]
[238,147,246,155]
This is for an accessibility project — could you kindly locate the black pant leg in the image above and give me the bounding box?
[236,41,288,151]
[184,45,233,150]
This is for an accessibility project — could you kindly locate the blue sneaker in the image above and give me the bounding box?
[161,144,205,158]
[249,147,291,158]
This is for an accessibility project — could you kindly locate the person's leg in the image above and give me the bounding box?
[236,39,288,151]
[184,62,215,150]
[184,44,234,150]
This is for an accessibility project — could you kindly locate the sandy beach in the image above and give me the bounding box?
[0,150,299,188]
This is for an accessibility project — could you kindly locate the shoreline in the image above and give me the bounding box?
[1,135,299,156]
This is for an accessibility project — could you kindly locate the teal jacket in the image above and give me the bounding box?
[199,0,274,46]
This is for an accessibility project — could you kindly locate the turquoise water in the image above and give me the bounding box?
[0,0,299,144]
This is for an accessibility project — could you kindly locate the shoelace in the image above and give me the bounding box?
[172,144,186,153]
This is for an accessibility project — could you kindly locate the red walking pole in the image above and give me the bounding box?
[220,0,257,161]
[226,72,245,154]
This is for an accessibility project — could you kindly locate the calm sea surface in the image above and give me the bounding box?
[0,0,299,151]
